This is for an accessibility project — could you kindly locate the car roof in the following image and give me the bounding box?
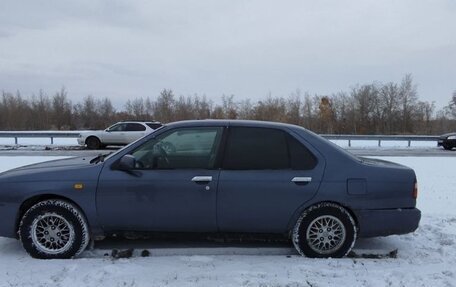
[441,132,456,137]
[164,119,301,130]
[116,121,161,124]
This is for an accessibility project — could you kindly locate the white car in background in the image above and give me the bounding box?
[78,121,163,149]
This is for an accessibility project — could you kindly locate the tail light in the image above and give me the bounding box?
[412,182,418,199]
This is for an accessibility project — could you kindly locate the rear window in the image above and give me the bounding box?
[287,134,317,169]
[146,123,163,130]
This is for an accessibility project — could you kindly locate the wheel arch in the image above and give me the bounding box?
[15,194,89,238]
[287,200,359,237]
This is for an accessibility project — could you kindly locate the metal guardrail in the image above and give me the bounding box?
[0,131,80,145]
[320,134,440,147]
[0,131,440,147]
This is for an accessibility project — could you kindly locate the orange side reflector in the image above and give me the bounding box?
[74,183,84,190]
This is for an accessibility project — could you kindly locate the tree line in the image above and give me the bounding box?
[1,74,455,134]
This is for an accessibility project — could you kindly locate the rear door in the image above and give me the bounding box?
[124,123,147,143]
[217,126,325,233]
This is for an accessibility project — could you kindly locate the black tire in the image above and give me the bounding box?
[18,199,90,259]
[86,136,101,150]
[292,202,357,258]
[443,144,453,151]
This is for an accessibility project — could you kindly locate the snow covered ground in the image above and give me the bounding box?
[0,156,455,287]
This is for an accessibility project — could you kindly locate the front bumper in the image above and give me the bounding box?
[77,137,86,145]
[355,207,421,238]
[0,202,20,238]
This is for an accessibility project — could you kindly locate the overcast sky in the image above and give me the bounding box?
[0,0,455,109]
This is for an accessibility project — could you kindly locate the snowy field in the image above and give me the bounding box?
[0,156,455,286]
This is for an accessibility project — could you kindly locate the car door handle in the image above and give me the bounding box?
[191,176,213,183]
[291,177,312,184]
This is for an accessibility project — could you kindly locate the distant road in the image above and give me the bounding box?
[0,146,455,157]
[347,148,456,157]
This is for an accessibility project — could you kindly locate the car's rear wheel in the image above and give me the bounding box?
[19,199,90,259]
[86,136,101,150]
[292,202,357,258]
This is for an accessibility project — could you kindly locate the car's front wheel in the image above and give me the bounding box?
[443,143,453,150]
[292,202,357,258]
[19,199,90,259]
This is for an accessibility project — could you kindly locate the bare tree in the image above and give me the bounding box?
[52,87,73,129]
[222,95,238,119]
[286,91,302,125]
[398,74,418,133]
[97,97,116,127]
[351,84,378,134]
[379,82,400,134]
[1,91,29,130]
[0,74,451,134]
[447,90,456,119]
[174,95,195,121]
[125,98,146,119]
[153,89,175,123]
[252,95,287,122]
[29,90,52,130]
[301,94,317,131]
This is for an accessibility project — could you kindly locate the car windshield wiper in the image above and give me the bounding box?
[90,152,112,164]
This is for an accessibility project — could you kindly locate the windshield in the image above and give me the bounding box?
[103,124,166,161]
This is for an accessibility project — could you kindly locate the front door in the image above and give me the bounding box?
[104,123,127,144]
[96,126,224,232]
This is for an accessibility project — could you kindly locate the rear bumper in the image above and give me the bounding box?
[355,207,421,238]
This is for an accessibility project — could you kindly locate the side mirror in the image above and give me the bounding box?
[105,129,111,132]
[118,154,136,170]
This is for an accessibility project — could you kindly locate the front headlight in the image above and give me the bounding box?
[447,135,456,140]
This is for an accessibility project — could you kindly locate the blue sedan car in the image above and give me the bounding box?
[0,120,421,259]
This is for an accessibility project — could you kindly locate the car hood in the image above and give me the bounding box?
[0,156,103,182]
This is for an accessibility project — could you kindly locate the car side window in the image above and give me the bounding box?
[287,134,317,170]
[131,127,223,169]
[126,123,146,131]
[108,123,127,132]
[223,127,289,170]
[223,127,316,170]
